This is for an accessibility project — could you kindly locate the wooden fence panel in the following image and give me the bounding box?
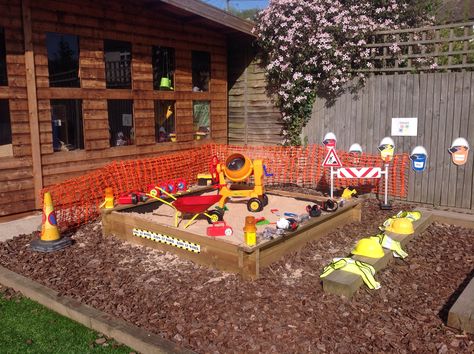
[303,72,474,210]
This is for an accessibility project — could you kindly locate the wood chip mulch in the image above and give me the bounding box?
[0,199,473,353]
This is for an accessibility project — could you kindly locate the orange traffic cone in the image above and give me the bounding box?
[30,192,72,252]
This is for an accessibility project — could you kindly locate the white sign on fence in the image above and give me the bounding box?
[391,117,418,136]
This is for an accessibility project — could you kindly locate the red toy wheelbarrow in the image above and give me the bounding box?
[147,187,224,229]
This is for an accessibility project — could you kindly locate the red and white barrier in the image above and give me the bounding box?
[336,167,382,179]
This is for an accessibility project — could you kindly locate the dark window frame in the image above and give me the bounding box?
[0,27,7,86]
[154,100,176,143]
[50,99,84,152]
[0,99,13,149]
[46,32,80,88]
[152,46,175,91]
[104,40,132,89]
[193,100,211,140]
[107,99,134,147]
[192,51,211,92]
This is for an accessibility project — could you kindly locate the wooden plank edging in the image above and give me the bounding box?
[322,212,434,298]
[447,277,474,334]
[0,265,195,354]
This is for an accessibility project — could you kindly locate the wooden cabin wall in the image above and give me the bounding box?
[31,0,228,187]
[0,0,35,216]
[228,39,281,145]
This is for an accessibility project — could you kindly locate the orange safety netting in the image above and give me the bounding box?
[42,144,409,231]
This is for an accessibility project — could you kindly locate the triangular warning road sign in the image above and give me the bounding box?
[322,148,342,167]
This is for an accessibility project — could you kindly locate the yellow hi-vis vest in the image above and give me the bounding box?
[320,258,381,290]
[372,233,408,259]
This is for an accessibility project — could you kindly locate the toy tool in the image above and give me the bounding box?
[207,222,233,237]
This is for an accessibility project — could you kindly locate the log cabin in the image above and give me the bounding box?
[0,0,255,216]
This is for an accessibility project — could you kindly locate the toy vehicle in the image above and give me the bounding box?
[207,221,233,236]
[118,192,148,205]
[147,187,224,229]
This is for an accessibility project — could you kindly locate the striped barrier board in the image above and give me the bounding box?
[336,167,382,179]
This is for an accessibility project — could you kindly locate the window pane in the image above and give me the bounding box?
[51,99,84,152]
[108,100,133,146]
[193,100,210,140]
[0,28,8,86]
[152,46,175,91]
[104,40,131,89]
[192,51,210,92]
[46,33,80,88]
[0,100,12,149]
[155,100,176,143]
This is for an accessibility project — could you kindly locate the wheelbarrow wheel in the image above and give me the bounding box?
[247,198,263,212]
[206,209,224,224]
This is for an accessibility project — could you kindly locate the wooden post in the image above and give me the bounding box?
[21,0,43,209]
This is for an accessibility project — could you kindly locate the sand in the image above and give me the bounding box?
[132,191,322,246]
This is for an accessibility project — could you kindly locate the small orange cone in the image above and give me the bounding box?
[30,192,72,252]
[41,192,60,241]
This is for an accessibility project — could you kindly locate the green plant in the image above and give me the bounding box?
[254,0,436,145]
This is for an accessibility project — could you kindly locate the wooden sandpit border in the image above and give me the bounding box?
[101,189,362,280]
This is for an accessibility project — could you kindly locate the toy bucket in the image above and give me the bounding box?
[159,77,172,90]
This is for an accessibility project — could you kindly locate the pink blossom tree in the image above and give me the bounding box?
[254,0,435,145]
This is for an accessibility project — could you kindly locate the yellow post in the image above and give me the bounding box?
[101,187,115,209]
[41,192,60,241]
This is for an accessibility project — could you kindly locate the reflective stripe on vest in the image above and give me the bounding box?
[320,257,381,290]
[372,233,408,259]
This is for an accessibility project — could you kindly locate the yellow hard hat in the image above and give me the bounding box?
[352,237,385,258]
[385,218,414,235]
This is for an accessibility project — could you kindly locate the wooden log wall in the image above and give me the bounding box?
[228,40,282,145]
[303,73,474,210]
[0,0,229,216]
[0,0,35,215]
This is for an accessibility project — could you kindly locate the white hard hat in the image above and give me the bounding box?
[379,137,394,147]
[411,146,427,156]
[323,132,337,142]
[349,143,363,153]
[450,137,469,150]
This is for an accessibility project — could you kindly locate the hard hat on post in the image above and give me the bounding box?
[323,132,337,150]
[349,143,363,153]
[448,137,470,166]
[352,237,385,258]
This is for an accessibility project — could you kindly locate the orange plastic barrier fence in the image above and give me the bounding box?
[42,144,408,231]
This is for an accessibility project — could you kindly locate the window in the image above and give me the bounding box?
[152,46,175,91]
[193,101,210,140]
[108,100,133,146]
[155,100,176,143]
[104,40,131,89]
[51,100,84,152]
[46,33,80,87]
[0,27,7,86]
[0,100,12,156]
[192,51,210,92]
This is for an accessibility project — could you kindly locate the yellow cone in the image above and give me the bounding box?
[100,187,115,209]
[41,192,60,241]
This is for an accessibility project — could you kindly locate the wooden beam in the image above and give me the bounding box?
[22,0,43,209]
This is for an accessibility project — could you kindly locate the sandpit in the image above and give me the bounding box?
[101,189,361,279]
[131,191,325,246]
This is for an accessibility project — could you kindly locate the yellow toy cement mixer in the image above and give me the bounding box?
[216,153,268,212]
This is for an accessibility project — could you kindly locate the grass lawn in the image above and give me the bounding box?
[0,289,133,354]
